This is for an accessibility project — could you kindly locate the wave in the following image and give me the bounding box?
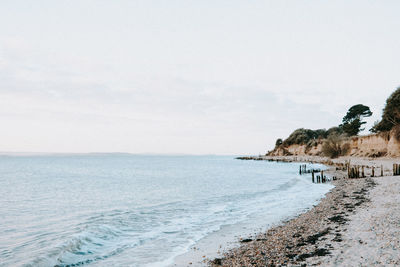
[9,158,332,267]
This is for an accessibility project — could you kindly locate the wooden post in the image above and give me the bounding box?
[381,165,384,177]
[362,166,365,178]
[372,166,375,177]
[312,171,315,183]
[347,165,350,179]
[299,165,302,175]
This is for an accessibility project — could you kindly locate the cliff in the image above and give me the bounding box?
[268,130,400,158]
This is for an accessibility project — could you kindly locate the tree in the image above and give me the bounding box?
[370,87,400,132]
[275,138,283,147]
[340,104,372,136]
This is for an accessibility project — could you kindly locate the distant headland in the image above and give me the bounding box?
[268,87,400,158]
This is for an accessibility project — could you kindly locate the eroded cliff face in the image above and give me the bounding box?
[268,131,400,158]
[268,143,323,156]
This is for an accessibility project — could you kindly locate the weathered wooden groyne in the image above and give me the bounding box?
[237,157,335,184]
[236,156,400,184]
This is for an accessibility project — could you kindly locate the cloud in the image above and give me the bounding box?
[0,1,399,154]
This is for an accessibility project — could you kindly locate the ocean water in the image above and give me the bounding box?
[0,155,332,267]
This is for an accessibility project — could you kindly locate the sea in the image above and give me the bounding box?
[0,154,333,266]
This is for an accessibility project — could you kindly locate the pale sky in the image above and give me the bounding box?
[0,1,399,155]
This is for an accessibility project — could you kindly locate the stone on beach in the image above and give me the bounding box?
[210,156,400,267]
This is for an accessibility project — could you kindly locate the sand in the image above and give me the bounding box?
[207,156,400,266]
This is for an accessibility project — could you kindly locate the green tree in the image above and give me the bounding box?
[370,87,400,132]
[275,138,283,147]
[340,104,372,136]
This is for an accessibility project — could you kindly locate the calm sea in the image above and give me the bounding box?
[0,155,332,266]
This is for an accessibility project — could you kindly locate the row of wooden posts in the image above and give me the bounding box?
[299,165,331,183]
[300,162,400,183]
[299,164,307,175]
[347,165,383,178]
[299,164,322,175]
[347,163,400,178]
[394,164,400,176]
[311,170,330,183]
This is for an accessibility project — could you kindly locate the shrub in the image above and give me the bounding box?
[392,125,400,142]
[326,126,344,137]
[322,135,350,158]
[282,128,327,147]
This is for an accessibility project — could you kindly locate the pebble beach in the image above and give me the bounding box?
[209,156,400,266]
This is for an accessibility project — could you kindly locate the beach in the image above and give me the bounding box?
[0,155,332,266]
[208,156,400,266]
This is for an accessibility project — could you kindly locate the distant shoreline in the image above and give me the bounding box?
[208,155,400,266]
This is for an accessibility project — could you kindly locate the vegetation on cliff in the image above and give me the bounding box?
[371,87,400,133]
[271,87,400,158]
[321,135,350,158]
[280,128,327,147]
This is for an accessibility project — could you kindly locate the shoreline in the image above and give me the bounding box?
[208,156,400,266]
[172,159,332,267]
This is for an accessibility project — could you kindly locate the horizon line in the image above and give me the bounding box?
[0,151,257,157]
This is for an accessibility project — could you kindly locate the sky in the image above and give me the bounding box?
[0,0,399,155]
